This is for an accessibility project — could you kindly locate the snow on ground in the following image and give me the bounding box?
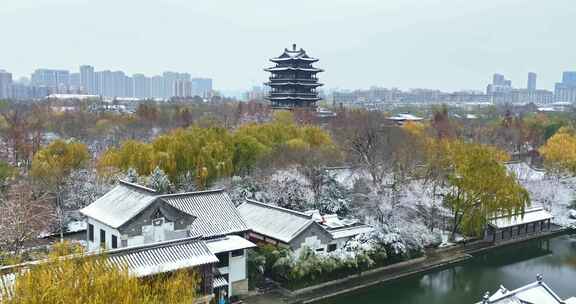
[327,167,370,190]
[521,176,576,227]
[505,161,576,227]
[506,162,546,181]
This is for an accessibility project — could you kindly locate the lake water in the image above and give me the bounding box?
[319,233,576,304]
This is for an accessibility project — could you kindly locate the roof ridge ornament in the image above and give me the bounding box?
[292,43,296,51]
[537,273,543,283]
[482,291,490,303]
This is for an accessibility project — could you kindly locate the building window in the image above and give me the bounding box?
[216,252,229,268]
[88,224,94,242]
[328,244,337,252]
[231,249,244,257]
[112,235,118,249]
[316,248,325,253]
[100,229,106,247]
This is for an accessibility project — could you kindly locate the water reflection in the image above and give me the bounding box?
[320,234,576,304]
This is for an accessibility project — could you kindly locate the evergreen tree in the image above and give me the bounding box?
[125,167,139,183]
[148,167,172,194]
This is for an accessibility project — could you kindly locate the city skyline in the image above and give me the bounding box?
[1,0,575,92]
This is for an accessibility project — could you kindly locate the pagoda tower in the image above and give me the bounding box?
[265,44,324,109]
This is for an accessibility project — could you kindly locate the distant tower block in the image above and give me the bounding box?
[527,72,537,92]
[264,44,324,109]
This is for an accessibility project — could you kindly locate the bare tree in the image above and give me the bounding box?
[0,181,55,253]
[332,110,406,189]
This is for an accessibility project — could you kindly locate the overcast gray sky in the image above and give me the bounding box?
[1,0,575,92]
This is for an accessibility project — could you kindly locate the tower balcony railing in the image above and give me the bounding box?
[269,76,318,81]
[274,63,314,69]
[269,91,318,96]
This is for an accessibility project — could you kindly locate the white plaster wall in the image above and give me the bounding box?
[294,236,327,256]
[229,250,246,282]
[127,235,144,247]
[86,218,121,252]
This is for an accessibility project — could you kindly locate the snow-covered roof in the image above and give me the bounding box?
[237,200,315,243]
[506,162,546,181]
[538,107,556,112]
[107,236,218,277]
[0,236,218,294]
[80,181,157,228]
[328,225,375,239]
[81,183,248,237]
[271,47,318,62]
[489,207,553,229]
[265,82,323,87]
[304,211,374,239]
[265,67,323,72]
[46,94,100,100]
[387,113,424,121]
[205,235,256,254]
[213,275,228,288]
[478,278,573,304]
[160,190,249,238]
[67,221,87,233]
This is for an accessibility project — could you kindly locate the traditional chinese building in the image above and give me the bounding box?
[484,207,554,243]
[476,275,576,303]
[238,199,373,256]
[265,44,323,109]
[79,181,255,301]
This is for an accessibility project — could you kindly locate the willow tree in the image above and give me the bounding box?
[433,140,530,240]
[31,139,90,240]
[1,243,198,304]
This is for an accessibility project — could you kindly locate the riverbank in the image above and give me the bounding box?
[243,249,472,304]
[243,227,573,304]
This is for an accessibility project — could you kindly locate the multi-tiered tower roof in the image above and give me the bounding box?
[265,44,324,109]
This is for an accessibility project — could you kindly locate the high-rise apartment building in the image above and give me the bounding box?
[0,69,13,99]
[163,72,191,98]
[133,74,150,99]
[191,78,213,98]
[150,75,165,99]
[30,69,70,91]
[173,79,192,97]
[555,71,576,103]
[112,71,127,97]
[69,73,81,92]
[527,72,537,92]
[96,70,114,97]
[80,65,96,94]
[487,73,512,95]
[562,71,576,85]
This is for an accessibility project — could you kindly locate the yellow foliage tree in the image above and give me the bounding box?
[429,140,529,240]
[97,113,337,189]
[1,243,199,304]
[30,140,90,239]
[539,127,576,175]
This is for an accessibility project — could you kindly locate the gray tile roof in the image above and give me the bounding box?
[489,207,553,229]
[0,236,218,296]
[478,279,572,304]
[160,190,249,238]
[80,180,157,228]
[107,236,218,277]
[213,275,228,288]
[81,182,249,238]
[237,199,315,243]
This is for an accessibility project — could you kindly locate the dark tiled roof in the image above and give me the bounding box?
[160,190,249,238]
